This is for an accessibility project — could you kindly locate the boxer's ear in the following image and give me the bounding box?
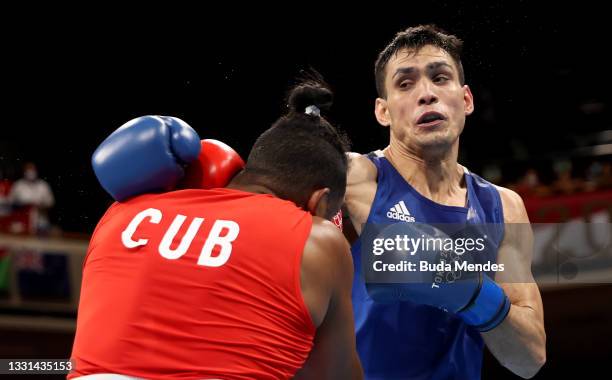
[463,85,474,116]
[375,98,391,127]
[307,188,330,218]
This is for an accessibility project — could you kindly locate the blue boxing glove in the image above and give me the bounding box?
[92,115,201,201]
[363,223,510,332]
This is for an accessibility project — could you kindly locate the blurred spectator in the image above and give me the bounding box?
[584,161,603,192]
[0,174,11,217]
[513,168,551,197]
[551,160,581,195]
[507,158,611,199]
[597,162,612,189]
[8,162,55,234]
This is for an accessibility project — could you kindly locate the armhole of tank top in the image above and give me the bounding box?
[469,170,507,257]
[294,215,317,333]
[492,185,506,246]
[366,152,382,189]
[363,152,385,225]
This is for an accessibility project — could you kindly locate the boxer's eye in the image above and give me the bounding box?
[399,80,413,89]
[433,75,449,83]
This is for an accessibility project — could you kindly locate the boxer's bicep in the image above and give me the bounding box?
[496,222,535,284]
[496,187,543,314]
[482,188,546,378]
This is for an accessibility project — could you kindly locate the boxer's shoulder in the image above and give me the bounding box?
[304,218,352,285]
[495,185,529,223]
[307,217,350,256]
[346,152,377,200]
[346,152,377,186]
[345,153,378,231]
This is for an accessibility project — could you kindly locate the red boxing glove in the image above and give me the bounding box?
[179,139,245,189]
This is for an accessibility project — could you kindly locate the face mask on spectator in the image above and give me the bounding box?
[24,169,38,181]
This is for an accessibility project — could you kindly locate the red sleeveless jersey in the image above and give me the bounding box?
[70,188,315,380]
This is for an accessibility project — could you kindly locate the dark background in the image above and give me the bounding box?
[1,2,610,234]
[1,3,611,379]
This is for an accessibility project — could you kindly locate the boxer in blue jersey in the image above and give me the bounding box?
[343,25,546,379]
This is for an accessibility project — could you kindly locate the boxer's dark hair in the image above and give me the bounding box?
[243,76,350,218]
[375,24,465,98]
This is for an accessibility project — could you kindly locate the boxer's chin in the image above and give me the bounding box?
[410,131,456,155]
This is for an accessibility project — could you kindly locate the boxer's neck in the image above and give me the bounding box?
[383,140,467,207]
[226,173,277,197]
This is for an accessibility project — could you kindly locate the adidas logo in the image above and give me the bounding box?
[386,201,415,222]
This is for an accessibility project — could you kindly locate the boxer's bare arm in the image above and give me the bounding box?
[344,153,378,236]
[482,187,546,378]
[294,218,363,380]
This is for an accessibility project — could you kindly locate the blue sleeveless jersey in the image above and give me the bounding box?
[352,155,505,380]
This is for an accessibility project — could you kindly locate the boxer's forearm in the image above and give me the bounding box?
[482,304,546,378]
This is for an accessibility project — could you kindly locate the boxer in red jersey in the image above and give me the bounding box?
[69,81,362,380]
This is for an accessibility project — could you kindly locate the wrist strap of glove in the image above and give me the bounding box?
[458,274,511,332]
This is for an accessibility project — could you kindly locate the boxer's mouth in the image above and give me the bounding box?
[416,111,446,127]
